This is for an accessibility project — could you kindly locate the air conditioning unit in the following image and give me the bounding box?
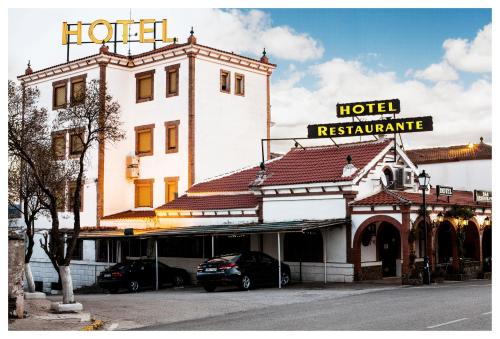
[126,155,139,167]
[126,155,139,179]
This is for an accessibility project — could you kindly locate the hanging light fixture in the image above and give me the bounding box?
[483,216,491,227]
[437,212,444,223]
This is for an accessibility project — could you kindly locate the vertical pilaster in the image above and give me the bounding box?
[96,62,107,227]
[266,73,271,160]
[187,52,196,188]
[401,206,411,277]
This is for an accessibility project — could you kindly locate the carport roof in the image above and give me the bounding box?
[79,218,349,239]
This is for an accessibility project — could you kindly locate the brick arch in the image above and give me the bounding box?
[469,217,481,235]
[352,215,403,280]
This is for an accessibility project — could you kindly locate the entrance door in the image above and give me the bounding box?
[377,223,400,277]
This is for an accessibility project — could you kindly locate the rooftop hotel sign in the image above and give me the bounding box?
[62,19,174,45]
[308,99,433,138]
[61,19,175,61]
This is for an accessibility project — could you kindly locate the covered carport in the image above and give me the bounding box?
[80,218,348,290]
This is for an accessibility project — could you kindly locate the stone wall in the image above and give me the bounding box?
[8,230,25,318]
[359,264,383,280]
[28,259,110,293]
[286,262,354,283]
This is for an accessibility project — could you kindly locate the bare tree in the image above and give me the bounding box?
[8,79,123,304]
[8,81,68,293]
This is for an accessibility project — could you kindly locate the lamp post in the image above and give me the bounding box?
[418,170,431,285]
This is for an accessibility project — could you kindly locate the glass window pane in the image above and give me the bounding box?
[137,184,151,207]
[55,86,66,106]
[168,126,177,149]
[53,136,66,158]
[70,133,84,155]
[221,73,229,91]
[137,130,152,153]
[166,181,177,203]
[72,81,85,103]
[139,77,152,99]
[169,70,177,94]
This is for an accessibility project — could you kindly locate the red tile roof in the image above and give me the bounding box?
[189,139,392,192]
[351,188,491,208]
[156,194,258,211]
[102,210,156,220]
[406,142,491,165]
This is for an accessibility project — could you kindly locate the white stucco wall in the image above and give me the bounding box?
[262,195,346,222]
[417,159,491,191]
[25,67,101,230]
[195,56,268,182]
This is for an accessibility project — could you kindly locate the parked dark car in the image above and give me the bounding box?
[98,259,190,293]
[196,251,291,292]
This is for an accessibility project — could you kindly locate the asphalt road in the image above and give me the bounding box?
[142,280,491,331]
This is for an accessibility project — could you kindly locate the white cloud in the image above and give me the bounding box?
[271,57,491,151]
[412,62,459,82]
[443,23,491,73]
[8,9,324,79]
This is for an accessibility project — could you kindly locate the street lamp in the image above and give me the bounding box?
[418,170,431,285]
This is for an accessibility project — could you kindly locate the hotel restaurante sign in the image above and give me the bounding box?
[308,98,433,139]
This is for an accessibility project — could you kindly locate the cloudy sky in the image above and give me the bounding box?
[8,8,492,152]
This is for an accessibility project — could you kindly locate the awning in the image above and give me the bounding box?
[79,218,349,239]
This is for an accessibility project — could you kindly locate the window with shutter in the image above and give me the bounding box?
[165,64,180,97]
[134,179,154,208]
[135,70,155,103]
[164,177,179,203]
[135,124,155,156]
[52,134,66,159]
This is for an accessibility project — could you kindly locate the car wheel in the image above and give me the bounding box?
[281,272,291,287]
[128,280,140,292]
[203,284,216,292]
[173,275,185,287]
[240,275,252,290]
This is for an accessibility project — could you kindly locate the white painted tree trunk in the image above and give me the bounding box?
[25,263,36,293]
[59,265,75,304]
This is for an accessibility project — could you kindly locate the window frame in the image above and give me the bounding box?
[220,69,231,94]
[134,178,154,208]
[164,120,180,154]
[68,128,85,158]
[134,124,155,157]
[51,131,67,160]
[164,176,179,203]
[67,181,84,212]
[165,64,180,97]
[52,79,68,110]
[234,73,245,96]
[135,70,155,103]
[70,74,87,106]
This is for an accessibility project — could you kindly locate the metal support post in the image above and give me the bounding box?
[278,232,282,289]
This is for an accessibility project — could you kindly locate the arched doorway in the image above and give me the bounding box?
[376,222,401,277]
[462,223,480,261]
[482,226,492,272]
[436,221,455,264]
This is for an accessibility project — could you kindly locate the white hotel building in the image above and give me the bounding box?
[16,32,491,291]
